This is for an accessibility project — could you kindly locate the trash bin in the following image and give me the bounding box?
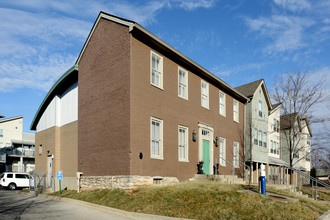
[260,176,266,194]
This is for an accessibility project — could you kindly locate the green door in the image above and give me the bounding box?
[203,140,210,174]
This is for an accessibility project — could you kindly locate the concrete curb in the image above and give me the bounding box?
[316,210,330,220]
[35,193,192,220]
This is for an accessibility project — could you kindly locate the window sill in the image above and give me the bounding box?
[178,159,189,162]
[151,83,164,91]
[151,156,164,160]
[178,95,189,101]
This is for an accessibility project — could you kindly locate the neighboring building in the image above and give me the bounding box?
[280,114,312,171]
[0,115,35,173]
[267,103,288,184]
[316,169,330,184]
[30,12,248,191]
[235,79,272,183]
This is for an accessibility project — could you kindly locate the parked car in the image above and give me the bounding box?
[0,172,32,190]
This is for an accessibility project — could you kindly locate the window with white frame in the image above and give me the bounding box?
[150,51,163,89]
[219,137,226,166]
[233,142,239,168]
[178,125,188,161]
[259,130,263,146]
[0,129,3,138]
[151,117,163,159]
[178,67,188,99]
[273,118,277,132]
[270,140,274,153]
[263,132,267,147]
[219,91,226,116]
[277,142,280,155]
[258,100,262,117]
[254,128,258,145]
[201,80,209,108]
[233,100,239,122]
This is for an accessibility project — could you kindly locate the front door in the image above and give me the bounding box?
[47,156,53,187]
[203,140,210,174]
[198,123,214,175]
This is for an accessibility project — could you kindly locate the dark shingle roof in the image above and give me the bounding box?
[272,103,281,109]
[280,113,298,129]
[234,79,263,97]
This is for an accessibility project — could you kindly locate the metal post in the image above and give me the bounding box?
[316,180,318,201]
[279,166,281,185]
[232,165,235,184]
[312,181,314,200]
[294,172,296,192]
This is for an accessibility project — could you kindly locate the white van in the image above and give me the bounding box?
[0,172,32,190]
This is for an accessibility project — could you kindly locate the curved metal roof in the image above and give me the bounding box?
[30,65,78,130]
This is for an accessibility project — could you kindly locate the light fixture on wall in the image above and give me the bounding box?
[192,130,197,142]
[214,136,219,147]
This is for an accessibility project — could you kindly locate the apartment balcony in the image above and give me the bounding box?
[7,148,35,158]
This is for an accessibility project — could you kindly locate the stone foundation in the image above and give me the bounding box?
[80,175,179,190]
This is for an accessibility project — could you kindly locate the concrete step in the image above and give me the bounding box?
[190,174,247,185]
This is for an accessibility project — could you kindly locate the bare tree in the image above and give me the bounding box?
[272,69,329,182]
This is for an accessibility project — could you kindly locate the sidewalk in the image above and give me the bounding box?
[35,193,192,220]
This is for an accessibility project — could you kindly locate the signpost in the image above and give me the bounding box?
[57,171,63,195]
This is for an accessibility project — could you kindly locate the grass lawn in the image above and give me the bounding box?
[50,182,330,220]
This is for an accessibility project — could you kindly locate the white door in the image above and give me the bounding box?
[47,156,53,187]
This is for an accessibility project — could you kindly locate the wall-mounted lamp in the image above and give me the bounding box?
[214,136,219,147]
[192,130,197,142]
[47,150,50,154]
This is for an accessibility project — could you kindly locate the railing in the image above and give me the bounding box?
[218,156,251,184]
[7,149,35,157]
[283,165,330,200]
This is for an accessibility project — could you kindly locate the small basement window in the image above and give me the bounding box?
[153,176,163,185]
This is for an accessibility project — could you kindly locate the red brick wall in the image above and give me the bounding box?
[78,18,131,176]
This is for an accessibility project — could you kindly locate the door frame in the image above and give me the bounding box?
[198,122,214,175]
[47,155,53,188]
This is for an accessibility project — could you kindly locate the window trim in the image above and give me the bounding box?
[201,80,209,109]
[233,100,239,123]
[150,117,164,160]
[150,51,163,90]
[219,137,226,166]
[233,141,239,168]
[178,125,189,162]
[178,67,188,100]
[219,91,226,117]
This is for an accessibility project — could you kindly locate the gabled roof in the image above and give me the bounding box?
[280,113,298,130]
[0,115,24,124]
[280,113,312,137]
[30,65,78,130]
[76,11,248,103]
[269,103,281,115]
[235,79,263,98]
[235,79,272,110]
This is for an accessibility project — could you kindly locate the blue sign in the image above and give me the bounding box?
[57,171,63,180]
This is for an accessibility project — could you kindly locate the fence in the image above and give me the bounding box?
[29,171,46,194]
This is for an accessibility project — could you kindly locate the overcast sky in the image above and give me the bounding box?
[0,0,329,138]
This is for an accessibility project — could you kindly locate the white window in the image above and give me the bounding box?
[219,91,226,116]
[233,100,239,122]
[258,100,262,117]
[201,80,209,108]
[233,142,239,168]
[259,130,263,146]
[254,128,258,145]
[178,67,188,99]
[150,117,163,159]
[263,132,267,148]
[150,51,163,89]
[219,138,226,166]
[0,129,3,138]
[269,140,272,153]
[39,145,43,155]
[178,125,188,162]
